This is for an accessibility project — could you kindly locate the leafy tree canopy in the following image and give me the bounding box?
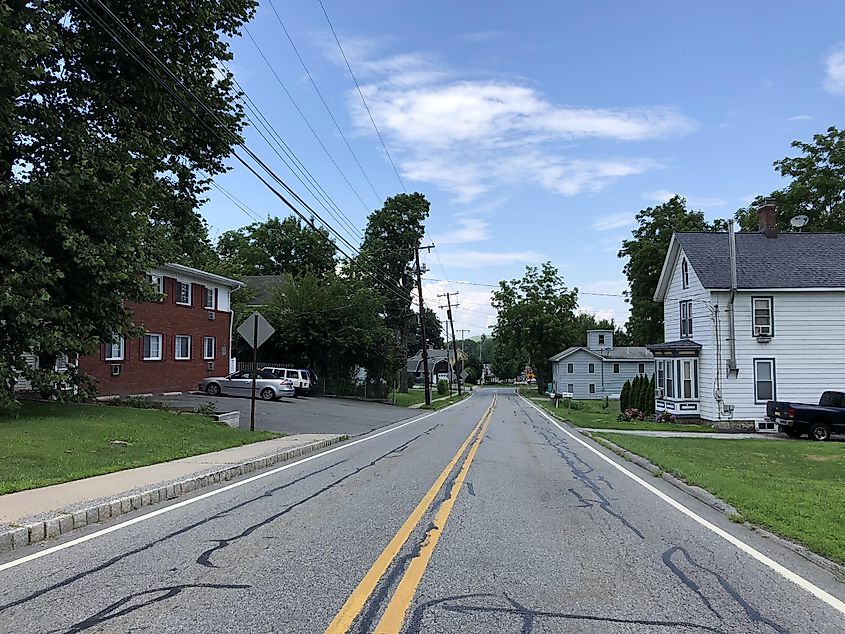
[492,262,579,392]
[736,126,845,232]
[217,216,336,277]
[0,0,254,411]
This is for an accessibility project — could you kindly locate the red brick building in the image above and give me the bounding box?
[78,264,243,396]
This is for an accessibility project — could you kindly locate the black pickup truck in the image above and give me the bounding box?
[766,391,845,441]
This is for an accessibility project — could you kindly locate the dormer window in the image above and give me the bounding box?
[681,259,689,289]
[597,334,605,346]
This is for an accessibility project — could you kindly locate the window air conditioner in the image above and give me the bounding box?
[111,364,121,376]
[207,361,215,371]
[208,311,216,321]
[754,325,771,337]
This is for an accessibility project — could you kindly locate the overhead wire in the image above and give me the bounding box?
[264,0,382,202]
[74,0,412,306]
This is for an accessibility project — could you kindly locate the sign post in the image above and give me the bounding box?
[236,311,275,432]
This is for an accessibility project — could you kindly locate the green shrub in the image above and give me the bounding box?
[436,379,448,396]
[620,379,631,411]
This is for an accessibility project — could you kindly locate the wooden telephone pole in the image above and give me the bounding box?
[415,244,435,406]
[438,291,461,395]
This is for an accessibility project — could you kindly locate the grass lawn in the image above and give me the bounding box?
[420,392,470,410]
[518,389,714,433]
[597,433,845,564]
[0,401,278,495]
[388,389,428,408]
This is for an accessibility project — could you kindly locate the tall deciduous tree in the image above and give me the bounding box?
[736,126,845,232]
[407,307,445,356]
[491,340,522,383]
[217,216,336,277]
[0,1,255,410]
[492,262,579,393]
[258,272,393,381]
[618,196,712,346]
[356,193,430,392]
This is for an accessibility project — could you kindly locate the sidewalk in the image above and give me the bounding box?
[0,433,345,553]
[581,428,784,439]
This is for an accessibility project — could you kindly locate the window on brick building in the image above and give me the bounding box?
[175,335,191,360]
[203,287,215,309]
[203,336,215,359]
[176,281,191,305]
[143,334,162,360]
[105,336,124,361]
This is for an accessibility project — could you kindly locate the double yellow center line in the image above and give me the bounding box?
[325,395,497,634]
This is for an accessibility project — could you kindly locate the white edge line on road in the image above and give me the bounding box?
[0,393,476,573]
[519,394,845,617]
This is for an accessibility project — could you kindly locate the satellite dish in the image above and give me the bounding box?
[790,215,809,229]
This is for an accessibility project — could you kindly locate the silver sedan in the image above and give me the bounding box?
[199,371,295,400]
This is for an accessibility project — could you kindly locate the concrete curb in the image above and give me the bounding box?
[580,429,845,581]
[0,434,347,555]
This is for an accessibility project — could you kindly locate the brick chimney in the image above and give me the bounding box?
[757,197,778,238]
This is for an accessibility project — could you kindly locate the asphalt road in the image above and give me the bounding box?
[2,388,844,633]
[155,392,415,436]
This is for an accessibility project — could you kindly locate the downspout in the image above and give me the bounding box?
[726,221,738,377]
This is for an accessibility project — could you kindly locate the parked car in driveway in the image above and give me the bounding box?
[261,367,312,395]
[766,390,845,441]
[199,370,295,400]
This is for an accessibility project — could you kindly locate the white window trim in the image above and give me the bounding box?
[203,287,215,309]
[105,336,125,361]
[176,280,192,306]
[588,384,596,394]
[613,363,620,374]
[588,363,595,374]
[754,358,776,404]
[567,363,574,373]
[146,273,164,294]
[567,383,574,393]
[639,363,646,374]
[598,335,605,346]
[143,333,163,361]
[203,336,215,360]
[752,297,774,336]
[680,300,693,338]
[175,335,191,360]
[681,258,689,289]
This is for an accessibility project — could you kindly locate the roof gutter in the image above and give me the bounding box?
[726,221,739,376]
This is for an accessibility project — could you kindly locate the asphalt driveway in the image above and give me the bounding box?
[154,393,415,436]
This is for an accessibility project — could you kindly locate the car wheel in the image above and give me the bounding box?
[260,387,276,401]
[205,383,221,396]
[809,422,831,441]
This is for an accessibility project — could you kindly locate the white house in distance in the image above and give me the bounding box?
[550,330,653,400]
[650,200,845,430]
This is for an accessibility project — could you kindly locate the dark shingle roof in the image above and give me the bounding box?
[243,276,284,305]
[550,346,652,362]
[647,340,702,352]
[675,232,845,289]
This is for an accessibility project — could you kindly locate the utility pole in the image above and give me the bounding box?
[438,292,462,395]
[415,244,435,406]
[443,318,452,396]
[457,329,470,353]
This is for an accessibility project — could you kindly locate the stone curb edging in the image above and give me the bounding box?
[580,429,845,581]
[0,434,348,555]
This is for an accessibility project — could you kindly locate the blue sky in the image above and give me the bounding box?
[201,1,845,336]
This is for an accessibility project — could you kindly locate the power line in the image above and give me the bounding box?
[239,25,372,215]
[265,0,382,202]
[74,0,413,307]
[316,0,406,192]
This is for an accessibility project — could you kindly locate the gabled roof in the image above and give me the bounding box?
[549,346,652,362]
[654,232,845,301]
[161,263,244,289]
[406,349,467,373]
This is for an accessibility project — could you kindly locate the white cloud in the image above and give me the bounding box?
[331,42,694,203]
[788,114,813,121]
[430,218,491,245]
[421,280,496,335]
[591,213,634,231]
[643,189,726,208]
[823,43,845,95]
[462,30,502,43]
[436,249,546,268]
[577,306,618,322]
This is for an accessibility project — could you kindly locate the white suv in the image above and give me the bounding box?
[262,368,311,395]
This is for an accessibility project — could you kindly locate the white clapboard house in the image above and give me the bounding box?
[649,201,845,430]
